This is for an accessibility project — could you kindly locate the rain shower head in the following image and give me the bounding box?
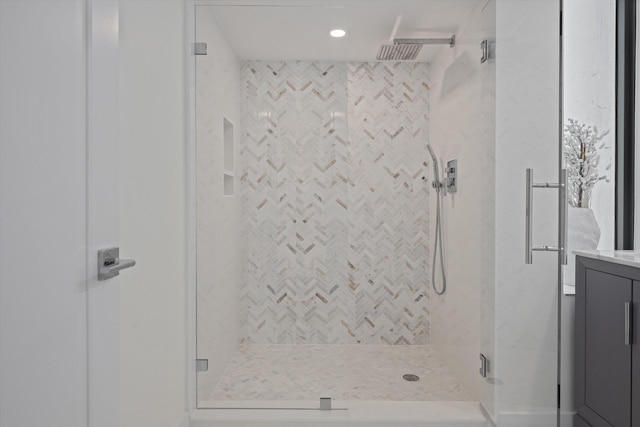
[376,36,456,61]
[376,44,423,61]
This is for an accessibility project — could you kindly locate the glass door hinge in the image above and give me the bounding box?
[194,42,207,55]
[320,397,332,410]
[196,359,208,372]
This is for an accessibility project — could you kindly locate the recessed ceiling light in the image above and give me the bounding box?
[330,29,346,38]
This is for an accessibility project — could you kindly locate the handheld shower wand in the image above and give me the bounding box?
[426,143,446,295]
[426,144,441,192]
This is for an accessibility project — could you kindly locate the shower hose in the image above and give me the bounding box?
[432,184,446,295]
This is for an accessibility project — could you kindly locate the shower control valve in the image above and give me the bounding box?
[445,159,457,193]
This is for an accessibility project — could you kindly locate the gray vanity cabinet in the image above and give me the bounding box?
[575,255,640,427]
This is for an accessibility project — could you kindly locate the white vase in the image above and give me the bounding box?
[563,207,601,287]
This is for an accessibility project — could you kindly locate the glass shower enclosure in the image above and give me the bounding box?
[190,0,565,424]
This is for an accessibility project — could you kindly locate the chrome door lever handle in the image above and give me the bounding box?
[98,247,136,281]
[100,258,136,274]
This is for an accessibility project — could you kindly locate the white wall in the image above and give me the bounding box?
[195,6,243,403]
[118,1,188,426]
[558,2,616,423]
[563,0,616,252]
[562,0,616,294]
[429,0,495,401]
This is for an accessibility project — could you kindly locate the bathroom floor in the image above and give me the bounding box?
[211,345,471,401]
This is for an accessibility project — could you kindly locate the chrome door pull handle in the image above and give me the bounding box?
[525,168,567,265]
[525,169,534,264]
[98,247,136,281]
[559,169,568,266]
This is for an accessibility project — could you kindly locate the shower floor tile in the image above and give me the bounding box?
[211,345,471,401]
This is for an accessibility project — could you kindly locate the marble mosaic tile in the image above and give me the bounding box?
[346,62,431,345]
[240,61,351,344]
[211,344,471,401]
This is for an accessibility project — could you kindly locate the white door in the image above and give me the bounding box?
[0,1,90,426]
[0,1,120,426]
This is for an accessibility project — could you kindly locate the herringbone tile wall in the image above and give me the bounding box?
[240,61,431,345]
[347,62,431,344]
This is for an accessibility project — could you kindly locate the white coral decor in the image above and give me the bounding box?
[563,118,609,208]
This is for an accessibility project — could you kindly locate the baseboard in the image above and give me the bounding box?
[495,409,575,426]
[178,411,190,427]
[496,411,557,427]
[559,410,576,427]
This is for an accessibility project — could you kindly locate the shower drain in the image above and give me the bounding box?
[403,374,420,382]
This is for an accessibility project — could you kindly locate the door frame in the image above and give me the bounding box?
[85,0,121,426]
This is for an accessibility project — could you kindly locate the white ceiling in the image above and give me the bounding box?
[198,0,481,62]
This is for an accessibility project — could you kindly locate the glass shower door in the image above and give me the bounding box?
[482,0,563,425]
[193,4,351,409]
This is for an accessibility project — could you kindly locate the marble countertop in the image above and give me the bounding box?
[574,250,640,269]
